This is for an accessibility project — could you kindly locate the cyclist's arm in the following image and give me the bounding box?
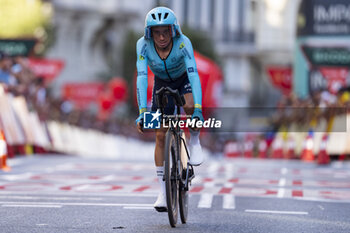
[136,38,148,115]
[180,36,202,111]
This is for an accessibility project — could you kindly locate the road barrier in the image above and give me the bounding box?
[223,141,240,158]
[0,84,349,163]
[0,85,51,158]
[224,114,350,163]
[0,84,157,160]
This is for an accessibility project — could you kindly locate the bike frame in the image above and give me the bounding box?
[157,88,194,190]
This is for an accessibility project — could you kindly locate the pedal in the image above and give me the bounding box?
[188,167,195,181]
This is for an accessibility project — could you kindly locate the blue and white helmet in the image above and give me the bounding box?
[144,7,182,39]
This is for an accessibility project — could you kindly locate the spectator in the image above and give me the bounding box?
[0,52,17,86]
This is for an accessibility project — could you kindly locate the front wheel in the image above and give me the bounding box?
[164,130,178,227]
[179,181,188,224]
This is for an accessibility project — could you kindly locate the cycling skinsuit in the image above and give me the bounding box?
[136,34,202,115]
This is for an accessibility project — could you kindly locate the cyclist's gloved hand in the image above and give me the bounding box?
[191,108,204,122]
[135,113,144,127]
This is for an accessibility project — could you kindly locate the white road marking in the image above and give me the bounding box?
[278,178,286,187]
[0,173,33,181]
[198,193,213,208]
[332,162,343,169]
[53,163,75,171]
[318,205,324,210]
[132,165,144,171]
[294,197,350,203]
[0,195,102,201]
[278,178,286,198]
[225,163,234,178]
[123,206,154,210]
[100,175,115,181]
[334,173,347,179]
[0,191,158,197]
[36,224,49,226]
[223,195,235,209]
[281,168,288,175]
[75,184,91,191]
[208,163,220,177]
[2,204,62,208]
[0,201,153,207]
[6,159,23,167]
[245,209,308,215]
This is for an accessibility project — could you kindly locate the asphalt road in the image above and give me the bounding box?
[0,155,350,233]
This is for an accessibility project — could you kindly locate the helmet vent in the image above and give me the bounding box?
[164,13,169,19]
[158,13,162,21]
[151,14,156,20]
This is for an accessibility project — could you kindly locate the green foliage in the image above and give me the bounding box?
[122,30,142,112]
[181,25,219,64]
[36,22,56,56]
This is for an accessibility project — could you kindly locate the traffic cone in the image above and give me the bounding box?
[317,133,330,165]
[301,131,315,162]
[224,141,240,158]
[271,135,283,159]
[258,138,267,159]
[285,136,296,159]
[0,130,11,172]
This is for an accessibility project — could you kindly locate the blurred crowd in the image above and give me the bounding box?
[0,52,142,141]
[271,89,350,132]
[3,51,349,153]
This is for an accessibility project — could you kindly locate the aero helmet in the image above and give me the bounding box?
[144,7,181,39]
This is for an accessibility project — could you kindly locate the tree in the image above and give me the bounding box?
[181,25,220,64]
[121,30,142,113]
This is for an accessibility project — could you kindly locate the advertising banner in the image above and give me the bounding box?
[295,0,350,98]
[62,83,104,109]
[309,67,349,94]
[0,39,36,56]
[302,46,350,67]
[28,58,65,80]
[266,66,292,95]
[297,0,350,36]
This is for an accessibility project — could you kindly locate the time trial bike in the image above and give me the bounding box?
[155,86,195,228]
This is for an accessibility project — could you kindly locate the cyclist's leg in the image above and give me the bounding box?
[151,76,175,167]
[183,92,200,145]
[152,77,175,210]
[153,127,167,210]
[179,74,203,165]
[152,77,176,167]
[155,127,167,167]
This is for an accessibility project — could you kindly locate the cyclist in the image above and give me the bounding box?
[135,7,204,211]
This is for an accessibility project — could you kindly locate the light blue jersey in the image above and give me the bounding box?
[136,34,202,114]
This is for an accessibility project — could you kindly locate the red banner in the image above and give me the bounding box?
[266,66,292,95]
[28,58,64,81]
[319,67,349,94]
[62,83,104,109]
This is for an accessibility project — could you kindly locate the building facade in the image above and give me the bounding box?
[48,0,301,109]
